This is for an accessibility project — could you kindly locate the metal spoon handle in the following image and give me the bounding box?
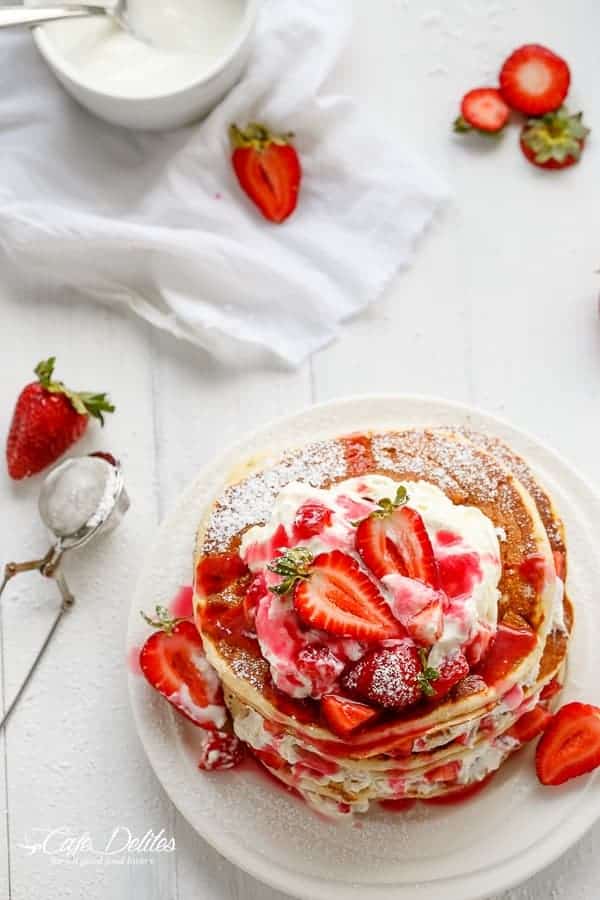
[0,5,109,28]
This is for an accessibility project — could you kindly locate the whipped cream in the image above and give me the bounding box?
[240,476,502,693]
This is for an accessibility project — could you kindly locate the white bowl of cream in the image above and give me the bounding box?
[32,0,259,130]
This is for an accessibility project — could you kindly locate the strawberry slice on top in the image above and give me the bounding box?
[499,44,570,116]
[267,548,403,642]
[139,606,225,729]
[356,487,440,588]
[454,88,510,134]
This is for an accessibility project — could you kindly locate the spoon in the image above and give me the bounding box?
[0,454,129,731]
[0,2,132,33]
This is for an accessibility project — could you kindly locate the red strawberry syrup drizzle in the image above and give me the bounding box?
[170,585,194,619]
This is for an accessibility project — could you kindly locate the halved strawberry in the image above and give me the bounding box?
[536,702,600,786]
[454,88,510,134]
[508,704,552,744]
[269,548,403,642]
[356,515,408,580]
[230,123,301,223]
[321,694,379,738]
[343,641,437,710]
[139,606,225,729]
[357,497,440,588]
[428,650,470,701]
[520,108,589,170]
[499,44,570,116]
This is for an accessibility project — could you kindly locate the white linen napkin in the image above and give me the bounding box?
[0,0,446,367]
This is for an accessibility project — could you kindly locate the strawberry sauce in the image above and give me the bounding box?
[473,624,537,691]
[170,585,194,619]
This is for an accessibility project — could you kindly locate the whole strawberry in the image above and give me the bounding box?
[6,357,115,480]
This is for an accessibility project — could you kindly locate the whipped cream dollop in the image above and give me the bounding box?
[240,476,502,697]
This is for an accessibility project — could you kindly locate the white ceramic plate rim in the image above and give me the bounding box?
[128,393,600,900]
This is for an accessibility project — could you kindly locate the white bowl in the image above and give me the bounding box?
[33,0,259,131]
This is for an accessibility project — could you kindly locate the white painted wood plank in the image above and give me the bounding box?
[150,329,311,898]
[0,287,176,900]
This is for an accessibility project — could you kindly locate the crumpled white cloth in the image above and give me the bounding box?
[0,0,446,367]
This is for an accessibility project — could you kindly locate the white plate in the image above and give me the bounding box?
[128,394,600,900]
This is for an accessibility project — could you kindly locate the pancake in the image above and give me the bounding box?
[192,427,571,808]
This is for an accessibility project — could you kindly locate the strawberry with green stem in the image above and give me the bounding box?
[229,123,302,223]
[520,108,589,170]
[6,357,114,480]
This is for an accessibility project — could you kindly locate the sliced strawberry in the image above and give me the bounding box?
[293,500,333,540]
[454,88,510,134]
[278,549,403,642]
[198,731,245,771]
[343,640,435,710]
[230,123,301,223]
[508,704,552,744]
[357,504,439,588]
[428,651,470,701]
[536,702,600,786]
[139,609,225,729]
[424,761,461,784]
[499,44,570,116]
[540,678,562,702]
[356,516,408,580]
[407,599,444,646]
[195,552,249,597]
[520,108,589,170]
[321,694,379,738]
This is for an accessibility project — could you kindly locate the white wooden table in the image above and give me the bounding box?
[1,1,599,897]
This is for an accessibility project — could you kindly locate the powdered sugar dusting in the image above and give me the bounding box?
[203,440,345,552]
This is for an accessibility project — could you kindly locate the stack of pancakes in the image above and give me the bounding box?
[193,428,572,815]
